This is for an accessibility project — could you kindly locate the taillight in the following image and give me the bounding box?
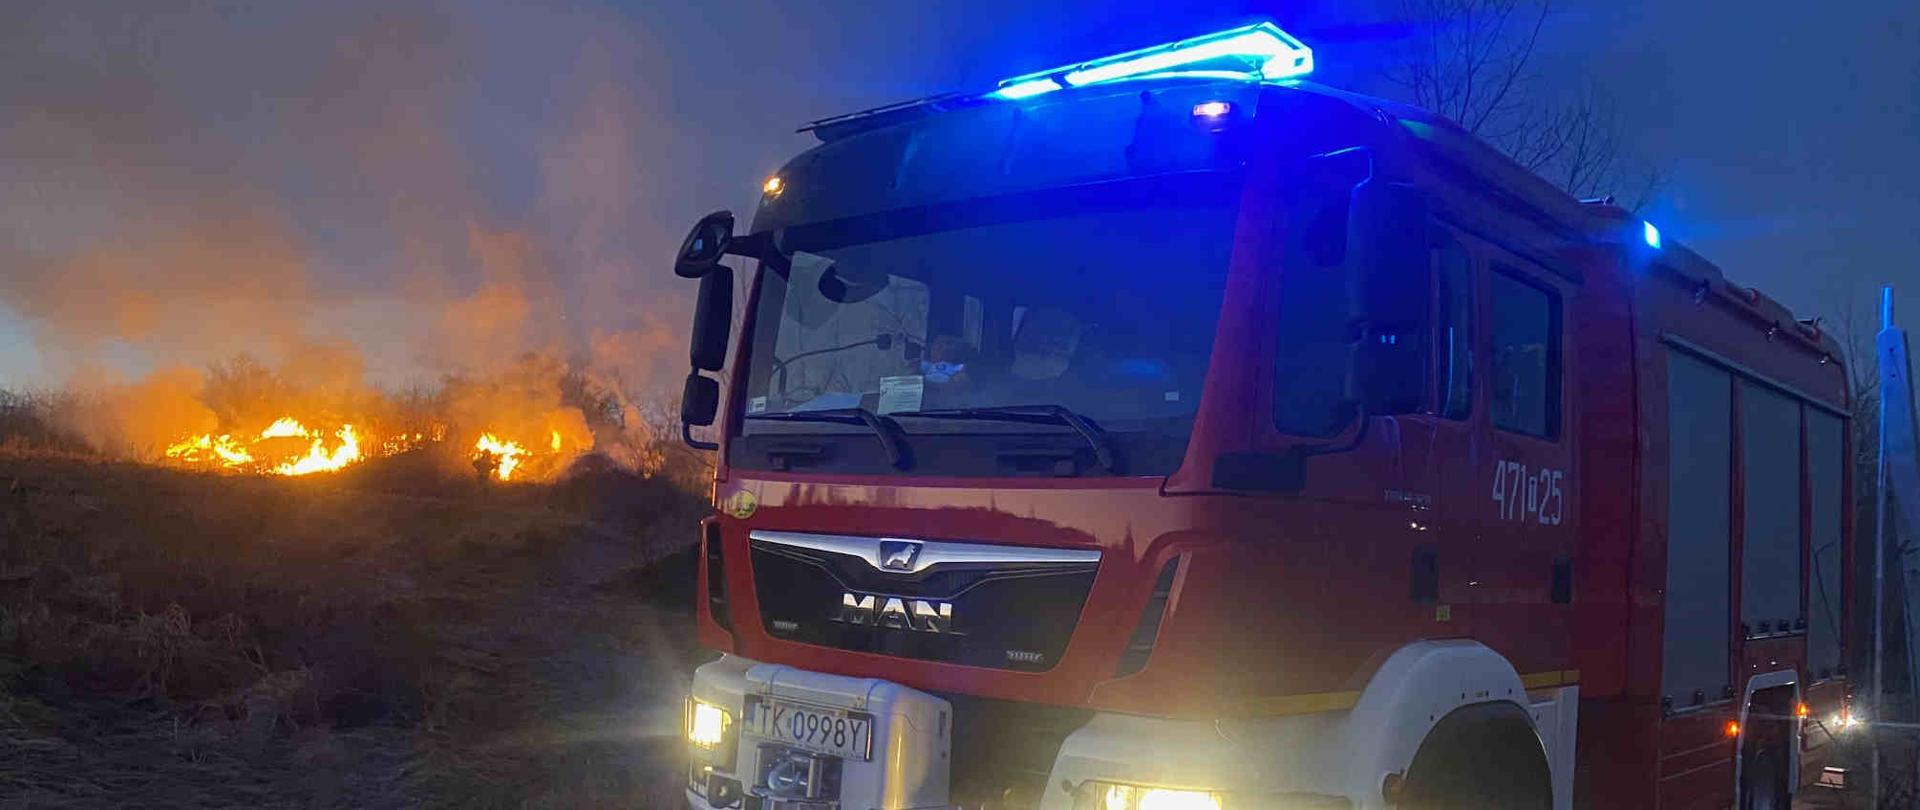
[704,520,731,631]
[1115,557,1181,677]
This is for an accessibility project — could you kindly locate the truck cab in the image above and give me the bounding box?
[672,23,1851,810]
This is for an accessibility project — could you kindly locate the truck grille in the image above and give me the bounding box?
[747,531,1100,672]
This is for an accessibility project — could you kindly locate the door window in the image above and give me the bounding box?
[1489,269,1560,438]
[1436,241,1473,420]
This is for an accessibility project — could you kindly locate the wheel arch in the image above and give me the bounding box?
[1333,640,1549,807]
[1400,700,1554,808]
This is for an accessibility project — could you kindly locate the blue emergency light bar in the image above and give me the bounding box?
[987,22,1314,101]
[798,22,1314,141]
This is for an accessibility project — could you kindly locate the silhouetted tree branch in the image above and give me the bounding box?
[1828,290,1882,512]
[1385,0,1668,210]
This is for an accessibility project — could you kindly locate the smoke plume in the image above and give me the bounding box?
[0,1,694,472]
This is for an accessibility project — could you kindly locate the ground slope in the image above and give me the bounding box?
[0,455,707,808]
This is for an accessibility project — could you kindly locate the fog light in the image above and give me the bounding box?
[1133,788,1223,810]
[1076,781,1224,810]
[688,698,733,749]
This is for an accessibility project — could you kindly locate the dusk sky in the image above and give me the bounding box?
[2,0,1915,389]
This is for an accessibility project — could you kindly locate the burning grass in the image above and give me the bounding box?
[160,417,572,482]
[25,350,664,487]
[0,444,709,806]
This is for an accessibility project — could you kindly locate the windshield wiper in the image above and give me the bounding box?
[745,408,910,469]
[892,405,1116,472]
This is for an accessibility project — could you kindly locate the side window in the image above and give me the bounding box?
[1272,181,1358,438]
[1489,268,1560,437]
[1436,241,1473,419]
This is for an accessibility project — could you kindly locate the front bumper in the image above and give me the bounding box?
[686,654,953,810]
[684,655,1356,810]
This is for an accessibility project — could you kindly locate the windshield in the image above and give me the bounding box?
[736,176,1238,475]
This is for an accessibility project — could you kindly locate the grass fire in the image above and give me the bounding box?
[164,417,576,482]
[32,347,659,489]
[0,351,707,805]
[165,418,371,476]
[0,0,718,806]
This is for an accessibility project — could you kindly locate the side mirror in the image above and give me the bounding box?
[1346,177,1431,414]
[690,267,734,372]
[680,372,721,451]
[675,211,743,450]
[675,211,735,279]
[681,373,720,427]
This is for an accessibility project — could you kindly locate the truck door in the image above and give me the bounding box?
[1458,236,1577,674]
[1407,230,1479,630]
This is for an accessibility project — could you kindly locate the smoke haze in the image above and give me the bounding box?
[0,1,689,387]
[0,1,712,461]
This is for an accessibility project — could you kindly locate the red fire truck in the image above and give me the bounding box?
[668,23,1854,809]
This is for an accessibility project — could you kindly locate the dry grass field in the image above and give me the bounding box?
[0,445,708,808]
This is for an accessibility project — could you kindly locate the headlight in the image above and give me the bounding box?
[687,697,733,749]
[1075,781,1224,810]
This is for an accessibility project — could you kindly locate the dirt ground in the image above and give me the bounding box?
[0,453,710,808]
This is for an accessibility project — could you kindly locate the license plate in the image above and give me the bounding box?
[744,697,873,761]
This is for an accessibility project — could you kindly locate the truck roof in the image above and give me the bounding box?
[789,29,1844,371]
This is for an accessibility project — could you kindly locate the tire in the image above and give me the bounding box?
[1399,702,1553,810]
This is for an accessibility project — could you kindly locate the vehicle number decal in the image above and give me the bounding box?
[1492,460,1566,526]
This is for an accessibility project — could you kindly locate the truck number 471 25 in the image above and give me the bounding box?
[1492,460,1565,526]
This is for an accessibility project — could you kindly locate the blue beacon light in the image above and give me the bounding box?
[1642,221,1662,250]
[991,78,1063,100]
[985,22,1314,102]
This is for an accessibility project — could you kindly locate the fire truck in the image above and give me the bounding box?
[668,23,1854,809]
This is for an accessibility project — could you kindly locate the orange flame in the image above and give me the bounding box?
[274,425,362,476]
[258,417,310,439]
[165,433,255,466]
[164,414,580,482]
[473,433,528,481]
[166,417,369,476]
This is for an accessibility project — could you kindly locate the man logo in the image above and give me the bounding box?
[878,540,921,572]
[835,592,955,634]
